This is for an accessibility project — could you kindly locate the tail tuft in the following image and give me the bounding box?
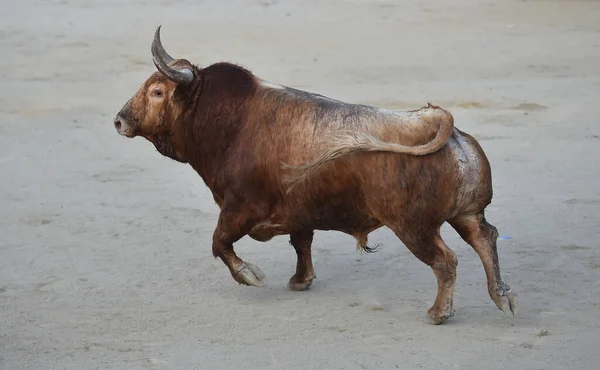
[358,242,381,254]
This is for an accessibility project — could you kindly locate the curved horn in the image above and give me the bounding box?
[152,25,175,64]
[151,26,194,85]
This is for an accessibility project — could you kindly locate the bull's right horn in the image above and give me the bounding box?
[151,26,194,85]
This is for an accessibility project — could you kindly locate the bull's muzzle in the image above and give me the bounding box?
[113,114,136,138]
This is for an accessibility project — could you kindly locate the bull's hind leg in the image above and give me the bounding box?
[392,228,458,325]
[287,231,317,291]
[450,212,517,317]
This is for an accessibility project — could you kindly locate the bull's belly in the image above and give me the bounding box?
[248,210,381,242]
[248,221,288,242]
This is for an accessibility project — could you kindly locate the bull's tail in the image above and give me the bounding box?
[282,103,454,192]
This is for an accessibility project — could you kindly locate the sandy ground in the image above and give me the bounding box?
[1,0,600,369]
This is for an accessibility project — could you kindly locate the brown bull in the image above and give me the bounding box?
[113,26,517,324]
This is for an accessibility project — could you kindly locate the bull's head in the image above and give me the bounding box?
[113,26,195,142]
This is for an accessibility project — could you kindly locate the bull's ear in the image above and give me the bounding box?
[150,26,194,85]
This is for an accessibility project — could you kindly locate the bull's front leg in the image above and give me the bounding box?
[212,210,266,287]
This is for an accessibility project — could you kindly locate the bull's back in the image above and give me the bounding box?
[254,85,444,159]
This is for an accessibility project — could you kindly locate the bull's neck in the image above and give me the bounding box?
[146,128,188,164]
[181,63,256,197]
[183,115,238,198]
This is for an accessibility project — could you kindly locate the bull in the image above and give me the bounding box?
[113,26,517,324]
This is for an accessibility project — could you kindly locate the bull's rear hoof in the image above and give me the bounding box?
[236,262,266,287]
[494,289,518,318]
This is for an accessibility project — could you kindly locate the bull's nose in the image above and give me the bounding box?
[114,116,122,131]
[113,115,135,137]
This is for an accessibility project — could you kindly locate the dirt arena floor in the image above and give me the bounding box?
[2,0,600,369]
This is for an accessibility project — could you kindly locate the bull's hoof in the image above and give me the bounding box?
[494,288,518,318]
[286,275,316,291]
[426,308,455,325]
[236,262,266,287]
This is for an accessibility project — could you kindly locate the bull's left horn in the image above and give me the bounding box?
[151,26,194,85]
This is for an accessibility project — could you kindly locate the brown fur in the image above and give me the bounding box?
[114,40,517,324]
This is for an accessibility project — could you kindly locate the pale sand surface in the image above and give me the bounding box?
[1,1,600,369]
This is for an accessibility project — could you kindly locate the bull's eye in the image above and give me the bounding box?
[152,88,163,97]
